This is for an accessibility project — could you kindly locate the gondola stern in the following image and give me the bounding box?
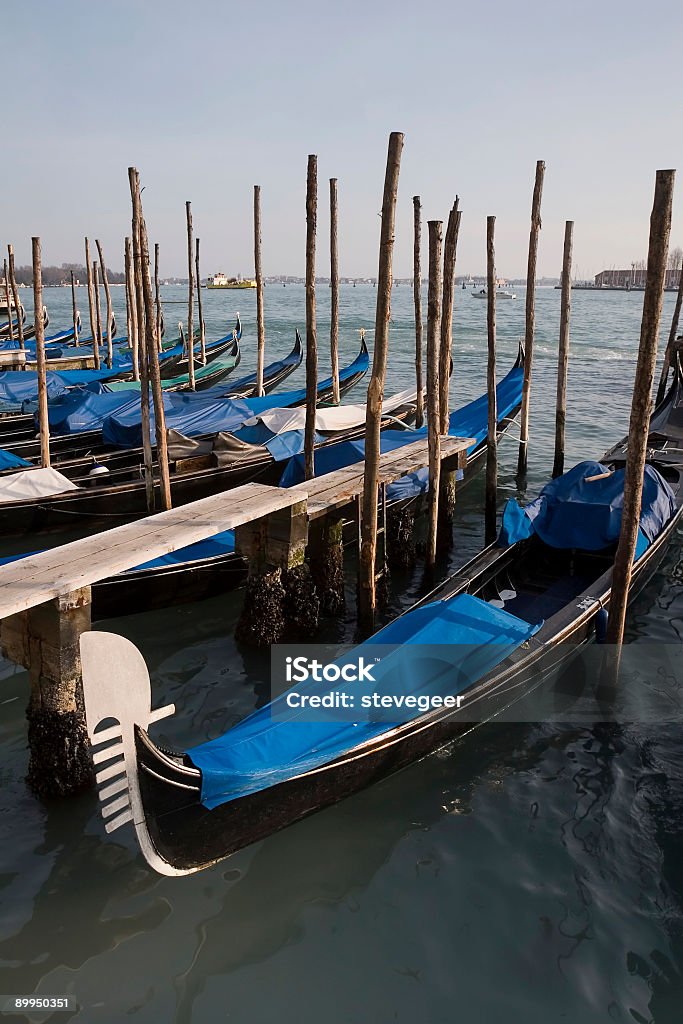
[80,630,192,876]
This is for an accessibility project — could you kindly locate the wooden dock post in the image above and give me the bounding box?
[254,185,265,394]
[358,131,404,630]
[129,170,155,513]
[485,216,498,545]
[1,588,95,797]
[95,240,114,369]
[85,238,100,369]
[130,167,172,512]
[304,155,318,481]
[154,242,163,355]
[552,220,574,478]
[235,499,318,646]
[7,245,25,352]
[195,238,206,364]
[3,259,14,343]
[70,269,79,347]
[517,159,545,478]
[93,260,103,360]
[656,253,683,405]
[605,169,675,656]
[426,220,443,567]
[309,514,345,615]
[32,238,50,469]
[413,196,424,428]
[439,198,461,433]
[330,177,340,405]
[185,200,196,390]
[125,236,140,377]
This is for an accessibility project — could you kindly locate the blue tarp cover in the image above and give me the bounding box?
[188,593,539,809]
[102,344,368,447]
[0,449,31,470]
[279,357,524,489]
[0,367,127,412]
[498,460,677,554]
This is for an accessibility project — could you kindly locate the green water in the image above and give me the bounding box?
[1,284,682,1022]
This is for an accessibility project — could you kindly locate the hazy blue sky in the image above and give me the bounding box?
[4,0,682,278]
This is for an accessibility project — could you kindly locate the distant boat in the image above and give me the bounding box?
[471,288,517,300]
[471,289,487,299]
[206,272,256,290]
[497,290,517,300]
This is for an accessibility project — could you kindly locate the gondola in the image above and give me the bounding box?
[80,349,683,874]
[88,345,524,617]
[0,337,369,533]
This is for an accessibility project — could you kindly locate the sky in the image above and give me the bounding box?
[3,0,683,280]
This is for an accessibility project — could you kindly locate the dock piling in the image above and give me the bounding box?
[655,253,683,406]
[426,220,443,567]
[413,196,424,428]
[485,215,498,545]
[95,240,114,368]
[330,177,340,405]
[194,238,206,364]
[304,155,318,481]
[70,269,79,347]
[439,198,461,433]
[3,259,14,343]
[552,220,574,478]
[155,242,164,355]
[254,185,265,394]
[32,237,50,469]
[129,170,155,513]
[358,131,404,630]
[185,200,196,390]
[605,169,676,657]
[84,238,100,369]
[517,159,545,478]
[7,245,24,352]
[92,260,103,361]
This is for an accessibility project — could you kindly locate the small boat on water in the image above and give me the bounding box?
[206,272,256,290]
[471,288,516,300]
[79,350,683,874]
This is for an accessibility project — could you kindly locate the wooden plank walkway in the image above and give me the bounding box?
[0,434,473,618]
[0,483,305,619]
[291,434,473,519]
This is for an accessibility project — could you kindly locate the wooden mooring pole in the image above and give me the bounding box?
[185,201,196,390]
[70,269,79,347]
[304,155,318,481]
[129,171,155,513]
[655,254,683,406]
[32,238,50,468]
[254,185,265,394]
[413,196,424,428]
[84,238,100,369]
[485,216,498,545]
[439,198,461,433]
[330,177,340,405]
[7,245,24,352]
[154,242,163,355]
[358,131,404,630]
[195,238,206,364]
[125,236,139,377]
[552,221,574,478]
[3,259,13,343]
[93,260,103,361]
[95,240,114,368]
[517,159,545,478]
[426,220,443,568]
[605,169,675,659]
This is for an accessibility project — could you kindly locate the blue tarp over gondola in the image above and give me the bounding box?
[498,459,676,555]
[279,356,525,490]
[188,592,540,809]
[0,366,132,413]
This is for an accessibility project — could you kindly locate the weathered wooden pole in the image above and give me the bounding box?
[426,220,444,568]
[95,240,114,369]
[655,254,683,405]
[413,196,424,427]
[92,260,103,363]
[3,260,14,343]
[124,236,140,378]
[552,220,574,478]
[330,177,340,405]
[605,169,675,658]
[7,245,24,352]
[185,201,196,390]
[358,131,404,629]
[32,238,50,468]
[154,242,163,354]
[70,269,79,346]
[195,238,206,364]
[439,198,461,432]
[485,216,498,545]
[84,238,100,369]
[304,155,318,481]
[129,172,155,513]
[254,185,265,394]
[130,167,172,511]
[517,159,546,476]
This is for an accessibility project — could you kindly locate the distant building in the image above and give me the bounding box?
[595,268,681,289]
